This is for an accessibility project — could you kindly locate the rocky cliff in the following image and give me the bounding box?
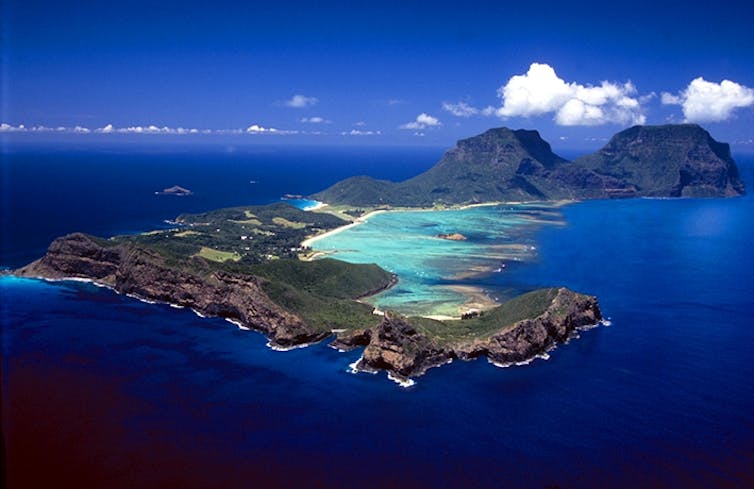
[16,234,604,382]
[313,124,745,206]
[15,233,326,347]
[336,287,602,381]
[575,124,745,197]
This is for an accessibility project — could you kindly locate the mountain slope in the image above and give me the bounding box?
[575,124,745,197]
[313,124,745,206]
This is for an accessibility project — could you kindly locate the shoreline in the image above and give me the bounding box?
[301,199,575,250]
[303,201,329,211]
[301,209,387,249]
[300,200,564,318]
[7,269,604,387]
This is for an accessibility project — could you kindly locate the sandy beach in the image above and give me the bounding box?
[301,201,522,249]
[300,209,386,249]
[300,201,555,318]
[421,284,499,320]
[304,201,329,211]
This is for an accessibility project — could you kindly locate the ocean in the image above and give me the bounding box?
[2,145,754,488]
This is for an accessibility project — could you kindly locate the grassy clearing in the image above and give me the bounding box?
[174,230,201,237]
[272,217,307,229]
[195,246,241,263]
[229,218,263,226]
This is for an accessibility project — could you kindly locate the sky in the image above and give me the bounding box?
[2,0,754,150]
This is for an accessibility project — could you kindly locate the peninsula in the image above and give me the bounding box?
[15,124,744,384]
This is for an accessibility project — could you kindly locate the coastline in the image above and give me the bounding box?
[304,201,329,211]
[301,199,575,251]
[300,209,386,249]
[300,200,556,319]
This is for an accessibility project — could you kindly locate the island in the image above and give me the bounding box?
[437,233,468,241]
[156,185,193,196]
[14,124,744,384]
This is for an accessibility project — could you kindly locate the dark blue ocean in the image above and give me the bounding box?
[2,145,753,488]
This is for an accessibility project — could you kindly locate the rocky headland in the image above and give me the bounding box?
[15,233,324,347]
[332,288,601,381]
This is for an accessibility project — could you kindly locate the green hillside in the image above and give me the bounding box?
[313,124,745,206]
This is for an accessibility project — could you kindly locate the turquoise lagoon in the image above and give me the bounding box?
[311,203,566,317]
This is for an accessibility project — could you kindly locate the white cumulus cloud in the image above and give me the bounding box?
[300,116,331,124]
[480,106,497,116]
[495,63,646,126]
[1,122,303,136]
[246,124,278,133]
[342,129,382,136]
[661,77,754,122]
[0,123,27,132]
[284,94,319,108]
[442,101,479,117]
[399,113,442,130]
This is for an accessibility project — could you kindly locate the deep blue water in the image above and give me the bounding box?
[2,146,754,488]
[0,144,442,267]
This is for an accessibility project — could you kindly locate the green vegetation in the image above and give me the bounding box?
[573,124,743,197]
[116,201,347,264]
[238,257,393,330]
[312,128,572,206]
[195,246,241,263]
[101,200,395,332]
[174,230,201,237]
[250,258,392,300]
[411,288,559,343]
[272,217,307,229]
[260,280,382,331]
[313,125,744,206]
[229,218,263,226]
[92,125,733,343]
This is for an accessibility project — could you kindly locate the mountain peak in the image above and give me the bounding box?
[579,124,744,197]
[314,124,744,206]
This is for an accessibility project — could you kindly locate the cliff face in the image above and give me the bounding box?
[313,124,745,206]
[347,287,602,380]
[17,234,604,381]
[15,233,325,347]
[576,124,745,197]
[359,316,453,378]
[397,128,572,204]
[453,288,601,364]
